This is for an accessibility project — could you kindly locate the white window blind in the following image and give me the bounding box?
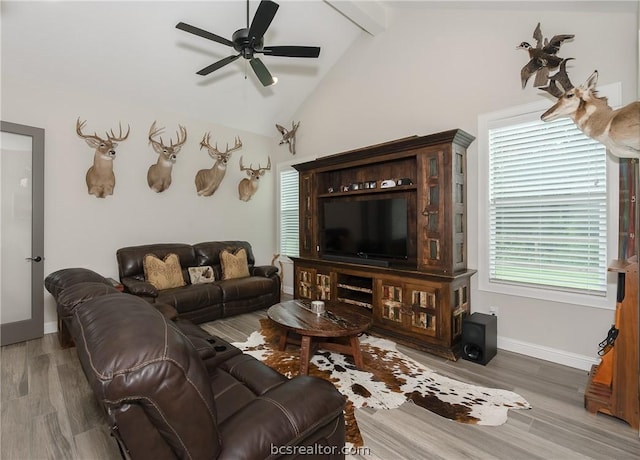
[488,117,607,295]
[279,168,299,257]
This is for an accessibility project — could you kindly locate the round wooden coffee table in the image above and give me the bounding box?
[267,299,373,376]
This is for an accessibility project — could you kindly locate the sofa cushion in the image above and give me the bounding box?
[220,248,250,280]
[117,243,196,279]
[56,282,121,319]
[156,283,223,314]
[72,295,221,459]
[45,268,111,298]
[193,241,256,268]
[143,253,186,290]
[188,266,215,284]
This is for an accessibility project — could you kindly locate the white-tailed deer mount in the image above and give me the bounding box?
[76,118,130,198]
[540,61,640,159]
[238,155,271,202]
[147,121,187,193]
[195,133,242,196]
[276,121,300,155]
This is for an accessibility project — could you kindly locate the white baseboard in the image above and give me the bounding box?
[498,336,598,371]
[44,321,57,335]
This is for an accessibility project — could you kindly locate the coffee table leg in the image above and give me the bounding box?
[350,335,364,369]
[299,335,312,375]
[278,330,288,351]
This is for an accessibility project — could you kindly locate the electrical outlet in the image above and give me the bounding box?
[489,306,498,316]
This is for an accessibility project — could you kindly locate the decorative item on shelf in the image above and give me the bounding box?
[517,22,574,88]
[348,182,363,191]
[380,179,396,188]
[540,61,640,159]
[396,178,413,186]
[276,121,299,155]
[147,121,187,193]
[327,185,338,193]
[238,156,271,201]
[195,133,242,196]
[341,185,349,192]
[75,117,130,198]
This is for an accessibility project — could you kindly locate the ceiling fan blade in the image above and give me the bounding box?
[250,57,276,87]
[248,0,279,43]
[262,46,321,58]
[176,22,234,47]
[197,54,241,76]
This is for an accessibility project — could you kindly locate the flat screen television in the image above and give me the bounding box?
[321,197,408,264]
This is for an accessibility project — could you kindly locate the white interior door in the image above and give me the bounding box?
[0,121,45,346]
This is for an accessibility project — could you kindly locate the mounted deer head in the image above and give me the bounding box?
[238,156,271,201]
[276,121,300,155]
[195,133,242,196]
[76,118,130,198]
[540,60,640,159]
[147,121,187,193]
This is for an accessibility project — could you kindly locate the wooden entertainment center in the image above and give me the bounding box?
[292,129,476,360]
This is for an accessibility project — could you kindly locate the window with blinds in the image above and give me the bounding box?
[488,117,607,295]
[279,168,299,257]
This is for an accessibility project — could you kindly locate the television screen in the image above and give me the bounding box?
[322,198,408,260]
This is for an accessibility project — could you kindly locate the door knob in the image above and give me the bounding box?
[26,256,42,262]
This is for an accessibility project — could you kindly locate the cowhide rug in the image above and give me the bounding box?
[225,319,530,446]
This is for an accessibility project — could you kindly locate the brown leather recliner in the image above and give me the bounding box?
[116,241,280,324]
[59,280,346,459]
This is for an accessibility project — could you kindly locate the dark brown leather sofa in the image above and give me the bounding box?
[45,269,346,460]
[116,241,281,324]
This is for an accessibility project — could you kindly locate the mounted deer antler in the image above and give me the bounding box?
[195,133,242,196]
[76,118,130,198]
[238,156,271,201]
[147,121,187,193]
[541,62,640,159]
[276,121,300,155]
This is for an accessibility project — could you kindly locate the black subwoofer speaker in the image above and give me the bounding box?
[461,312,497,365]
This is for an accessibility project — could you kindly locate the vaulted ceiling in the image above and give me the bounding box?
[1,1,387,136]
[3,1,632,137]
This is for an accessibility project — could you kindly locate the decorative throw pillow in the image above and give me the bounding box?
[188,266,216,284]
[220,248,250,280]
[143,253,186,290]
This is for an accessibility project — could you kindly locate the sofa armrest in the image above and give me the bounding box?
[121,277,158,297]
[218,376,345,460]
[251,265,278,278]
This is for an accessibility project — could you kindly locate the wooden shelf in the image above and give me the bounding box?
[318,185,416,198]
[292,129,476,360]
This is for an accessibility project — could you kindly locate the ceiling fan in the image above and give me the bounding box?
[176,0,321,87]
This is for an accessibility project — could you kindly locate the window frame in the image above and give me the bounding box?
[477,83,621,310]
[276,158,300,260]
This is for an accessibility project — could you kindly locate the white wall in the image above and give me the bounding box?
[291,3,638,369]
[1,73,288,331]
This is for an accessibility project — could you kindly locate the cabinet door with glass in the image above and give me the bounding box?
[375,279,406,328]
[405,282,439,337]
[295,266,317,300]
[295,265,334,300]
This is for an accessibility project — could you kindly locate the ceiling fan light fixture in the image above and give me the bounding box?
[176,0,320,87]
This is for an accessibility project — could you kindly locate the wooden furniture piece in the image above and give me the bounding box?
[267,299,372,375]
[292,130,476,360]
[584,257,638,429]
